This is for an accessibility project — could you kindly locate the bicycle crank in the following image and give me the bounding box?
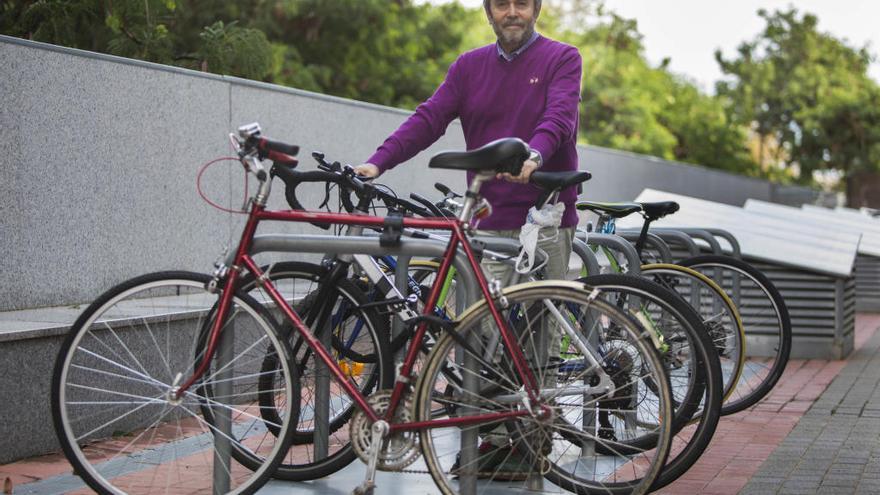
[351,391,421,471]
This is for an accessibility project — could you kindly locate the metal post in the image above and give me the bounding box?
[314,307,331,460]
[213,322,233,494]
[456,266,478,495]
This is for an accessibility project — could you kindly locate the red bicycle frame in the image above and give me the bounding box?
[175,199,545,431]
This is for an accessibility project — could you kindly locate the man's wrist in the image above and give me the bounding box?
[528,149,543,168]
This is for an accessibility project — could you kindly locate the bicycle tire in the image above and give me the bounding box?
[416,281,674,495]
[238,261,393,481]
[679,255,792,415]
[641,263,746,408]
[577,274,723,490]
[52,271,298,495]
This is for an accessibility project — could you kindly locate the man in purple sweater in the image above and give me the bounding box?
[356,0,582,479]
[356,0,582,282]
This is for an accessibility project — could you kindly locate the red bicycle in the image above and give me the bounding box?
[52,123,674,495]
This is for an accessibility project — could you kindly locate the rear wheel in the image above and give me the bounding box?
[679,255,791,415]
[417,282,674,495]
[578,274,723,490]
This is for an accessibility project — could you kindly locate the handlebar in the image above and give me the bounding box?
[270,152,437,220]
[230,124,588,224]
[409,192,449,218]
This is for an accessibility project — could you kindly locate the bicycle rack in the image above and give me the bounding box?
[702,228,742,258]
[571,238,601,277]
[654,227,723,255]
[575,230,644,275]
[620,228,699,261]
[610,230,673,264]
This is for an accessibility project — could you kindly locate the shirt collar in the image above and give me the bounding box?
[497,31,540,62]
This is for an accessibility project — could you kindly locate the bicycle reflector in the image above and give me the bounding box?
[474,198,493,221]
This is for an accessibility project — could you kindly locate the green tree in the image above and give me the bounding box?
[2,0,272,79]
[716,8,880,183]
[253,0,478,108]
[553,6,757,175]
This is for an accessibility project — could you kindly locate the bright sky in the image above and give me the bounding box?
[438,0,880,92]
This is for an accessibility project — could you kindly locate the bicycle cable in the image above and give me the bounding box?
[196,156,251,214]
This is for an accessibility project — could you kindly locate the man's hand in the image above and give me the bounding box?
[353,163,380,179]
[497,159,538,184]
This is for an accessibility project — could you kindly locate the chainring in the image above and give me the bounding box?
[350,390,420,471]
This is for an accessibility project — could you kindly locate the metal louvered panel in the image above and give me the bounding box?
[632,232,857,359]
[748,259,855,359]
[855,254,880,311]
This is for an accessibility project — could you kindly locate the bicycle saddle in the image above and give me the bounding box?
[530,170,592,191]
[638,201,679,220]
[428,138,528,173]
[575,201,643,219]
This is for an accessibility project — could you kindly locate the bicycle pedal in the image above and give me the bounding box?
[352,482,375,495]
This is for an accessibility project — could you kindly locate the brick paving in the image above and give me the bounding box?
[657,313,880,495]
[3,314,879,494]
[740,313,880,495]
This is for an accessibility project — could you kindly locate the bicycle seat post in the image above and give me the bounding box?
[458,172,493,228]
[634,215,653,258]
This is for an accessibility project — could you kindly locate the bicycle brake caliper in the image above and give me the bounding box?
[207,247,230,293]
[488,279,509,308]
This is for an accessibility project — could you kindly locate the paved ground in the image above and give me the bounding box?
[656,313,880,495]
[739,313,880,495]
[3,313,879,494]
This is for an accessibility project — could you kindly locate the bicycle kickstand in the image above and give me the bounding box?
[353,419,390,495]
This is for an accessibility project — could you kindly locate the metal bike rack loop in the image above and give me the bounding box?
[612,230,674,263]
[653,227,723,255]
[571,238,601,277]
[619,228,700,261]
[575,230,644,275]
[702,228,742,258]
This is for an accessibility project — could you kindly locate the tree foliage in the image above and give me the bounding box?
[544,3,757,175]
[716,8,880,182]
[3,1,877,185]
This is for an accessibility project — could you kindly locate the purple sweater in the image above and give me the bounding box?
[367,35,583,230]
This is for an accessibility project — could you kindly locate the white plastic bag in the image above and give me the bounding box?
[515,202,565,274]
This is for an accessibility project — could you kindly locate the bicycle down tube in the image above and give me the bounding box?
[174,183,546,432]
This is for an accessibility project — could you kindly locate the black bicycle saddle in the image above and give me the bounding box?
[576,201,643,219]
[638,201,679,220]
[428,138,529,174]
[530,170,592,192]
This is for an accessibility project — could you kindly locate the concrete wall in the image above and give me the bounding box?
[0,35,819,312]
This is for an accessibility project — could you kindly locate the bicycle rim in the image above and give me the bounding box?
[416,281,673,495]
[52,271,297,495]
[641,264,746,407]
[679,255,792,414]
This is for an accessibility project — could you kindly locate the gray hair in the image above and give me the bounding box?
[483,0,542,16]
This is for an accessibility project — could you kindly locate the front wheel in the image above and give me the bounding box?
[52,271,298,495]
[239,261,393,481]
